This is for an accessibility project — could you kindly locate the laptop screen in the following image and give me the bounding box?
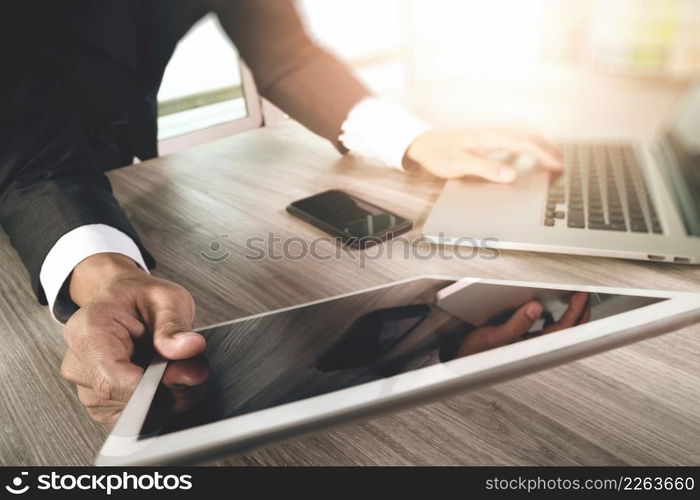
[137,278,665,440]
[663,86,700,236]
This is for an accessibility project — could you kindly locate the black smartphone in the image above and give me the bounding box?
[286,189,413,248]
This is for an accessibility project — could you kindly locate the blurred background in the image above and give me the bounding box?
[157,0,700,152]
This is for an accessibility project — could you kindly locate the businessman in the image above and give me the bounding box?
[0,0,562,423]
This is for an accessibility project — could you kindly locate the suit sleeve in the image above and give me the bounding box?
[212,0,372,151]
[0,26,154,305]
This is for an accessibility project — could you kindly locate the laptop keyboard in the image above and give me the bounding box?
[544,143,663,234]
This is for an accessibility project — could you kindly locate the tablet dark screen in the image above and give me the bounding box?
[138,278,664,439]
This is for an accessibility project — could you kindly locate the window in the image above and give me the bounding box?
[300,0,406,93]
[157,14,261,155]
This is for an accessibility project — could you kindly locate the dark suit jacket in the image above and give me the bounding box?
[0,0,370,304]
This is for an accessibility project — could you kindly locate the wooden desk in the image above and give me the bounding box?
[1,97,699,466]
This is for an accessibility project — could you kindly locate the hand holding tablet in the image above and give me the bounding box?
[95,276,700,465]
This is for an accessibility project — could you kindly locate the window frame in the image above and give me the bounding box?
[158,61,263,156]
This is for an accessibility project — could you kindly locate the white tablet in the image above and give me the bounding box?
[95,276,700,465]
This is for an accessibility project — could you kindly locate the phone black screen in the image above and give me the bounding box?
[288,190,411,242]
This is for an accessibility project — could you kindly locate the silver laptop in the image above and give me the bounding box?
[423,86,700,264]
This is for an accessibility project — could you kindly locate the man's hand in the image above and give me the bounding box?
[404,128,563,182]
[59,253,206,424]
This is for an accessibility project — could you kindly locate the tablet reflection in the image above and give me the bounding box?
[139,357,210,436]
[319,291,592,376]
[138,278,664,439]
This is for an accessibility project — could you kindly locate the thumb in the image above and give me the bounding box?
[144,292,206,360]
[489,301,542,346]
[456,154,517,183]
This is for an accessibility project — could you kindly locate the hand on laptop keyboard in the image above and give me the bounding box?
[404,128,563,182]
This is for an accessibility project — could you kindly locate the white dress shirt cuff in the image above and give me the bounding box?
[39,224,149,323]
[339,97,432,169]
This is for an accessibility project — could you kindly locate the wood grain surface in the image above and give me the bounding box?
[1,113,698,466]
